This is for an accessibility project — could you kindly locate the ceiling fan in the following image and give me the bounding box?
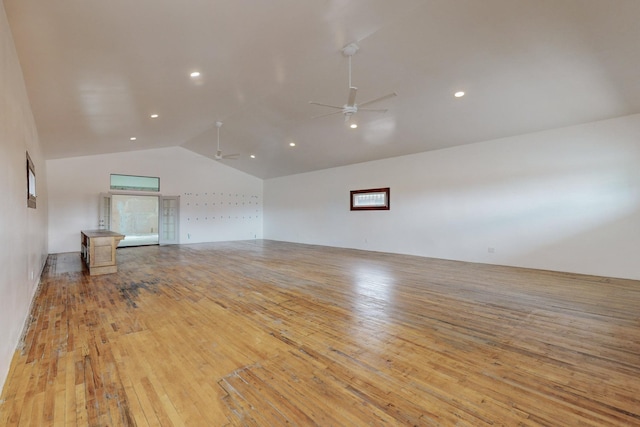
[214,121,239,160]
[309,43,397,122]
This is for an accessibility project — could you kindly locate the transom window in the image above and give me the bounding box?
[110,174,160,192]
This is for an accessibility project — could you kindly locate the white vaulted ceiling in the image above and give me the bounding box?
[5,0,640,179]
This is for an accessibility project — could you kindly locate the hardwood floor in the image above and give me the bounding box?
[1,240,639,426]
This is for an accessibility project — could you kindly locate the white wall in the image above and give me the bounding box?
[47,147,263,253]
[0,3,49,393]
[265,114,640,280]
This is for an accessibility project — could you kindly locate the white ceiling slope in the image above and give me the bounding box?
[5,0,640,179]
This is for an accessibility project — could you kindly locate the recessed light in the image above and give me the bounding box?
[150,114,159,119]
[190,71,201,78]
[250,154,256,159]
[454,91,465,98]
[350,123,358,129]
[130,137,137,141]
[289,142,296,147]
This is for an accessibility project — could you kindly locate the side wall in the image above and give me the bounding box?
[265,114,640,280]
[0,4,49,392]
[47,147,263,254]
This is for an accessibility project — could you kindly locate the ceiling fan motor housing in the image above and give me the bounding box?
[343,105,358,114]
[342,43,359,57]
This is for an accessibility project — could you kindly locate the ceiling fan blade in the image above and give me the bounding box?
[347,86,357,107]
[311,110,344,119]
[309,101,343,110]
[358,108,388,113]
[223,153,240,159]
[358,91,398,108]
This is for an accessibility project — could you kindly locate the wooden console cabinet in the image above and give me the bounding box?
[81,230,125,275]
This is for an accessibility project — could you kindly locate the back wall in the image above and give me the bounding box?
[265,114,640,280]
[47,147,263,254]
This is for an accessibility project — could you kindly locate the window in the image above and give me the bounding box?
[110,174,160,192]
[27,152,36,209]
[350,187,390,211]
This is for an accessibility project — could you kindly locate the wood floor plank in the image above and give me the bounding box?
[1,240,639,426]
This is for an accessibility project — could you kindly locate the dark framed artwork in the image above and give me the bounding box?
[27,151,36,209]
[350,187,390,211]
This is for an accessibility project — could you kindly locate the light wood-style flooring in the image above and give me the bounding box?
[1,240,639,426]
